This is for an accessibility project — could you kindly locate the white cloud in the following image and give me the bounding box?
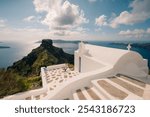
[0,26,90,42]
[0,19,6,28]
[33,0,88,36]
[95,28,102,33]
[23,16,37,22]
[0,27,49,42]
[95,15,107,26]
[76,27,89,32]
[33,0,50,12]
[119,28,150,38]
[110,0,150,28]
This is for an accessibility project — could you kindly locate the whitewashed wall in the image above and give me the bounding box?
[81,55,106,73]
[113,51,149,79]
[75,51,106,73]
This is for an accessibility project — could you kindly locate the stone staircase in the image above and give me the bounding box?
[24,75,150,100]
[73,75,149,100]
[73,87,105,100]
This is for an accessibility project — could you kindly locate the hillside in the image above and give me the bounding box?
[8,39,74,76]
[0,39,74,98]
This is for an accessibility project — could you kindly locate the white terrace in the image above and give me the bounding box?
[44,64,79,91]
[2,42,150,100]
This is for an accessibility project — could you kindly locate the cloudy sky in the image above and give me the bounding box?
[0,0,150,42]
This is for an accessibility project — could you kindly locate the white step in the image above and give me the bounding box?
[92,79,116,100]
[89,87,107,100]
[105,79,143,100]
[92,78,143,100]
[73,87,105,100]
[73,93,80,100]
[116,75,146,88]
[82,88,93,100]
[73,88,87,100]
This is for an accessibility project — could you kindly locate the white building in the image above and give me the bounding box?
[3,42,150,100]
[75,42,149,79]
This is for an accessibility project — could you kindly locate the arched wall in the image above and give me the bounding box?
[113,51,149,78]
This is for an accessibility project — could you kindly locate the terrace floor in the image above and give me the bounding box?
[44,66,79,91]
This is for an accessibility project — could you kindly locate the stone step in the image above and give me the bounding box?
[73,89,86,100]
[92,77,144,100]
[116,75,146,88]
[109,77,144,97]
[73,92,80,100]
[64,98,70,100]
[35,95,41,100]
[25,97,31,100]
[73,87,105,100]
[92,79,128,100]
[86,87,106,100]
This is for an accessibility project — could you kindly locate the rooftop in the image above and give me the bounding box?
[44,64,79,91]
[84,44,136,66]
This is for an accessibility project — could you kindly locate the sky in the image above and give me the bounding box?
[0,0,150,43]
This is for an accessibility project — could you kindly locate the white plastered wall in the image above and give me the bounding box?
[113,51,149,79]
[75,51,106,73]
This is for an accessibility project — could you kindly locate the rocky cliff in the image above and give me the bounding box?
[8,39,74,76]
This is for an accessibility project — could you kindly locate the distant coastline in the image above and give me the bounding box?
[110,42,150,50]
[0,40,150,69]
[0,42,10,49]
[35,39,81,44]
[0,46,10,49]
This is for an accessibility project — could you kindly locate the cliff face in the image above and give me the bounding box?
[8,39,74,76]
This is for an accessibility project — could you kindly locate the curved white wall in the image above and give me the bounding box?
[113,51,149,79]
[43,66,114,100]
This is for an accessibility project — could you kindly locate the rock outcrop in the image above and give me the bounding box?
[8,39,74,76]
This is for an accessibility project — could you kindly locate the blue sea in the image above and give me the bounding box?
[0,40,150,69]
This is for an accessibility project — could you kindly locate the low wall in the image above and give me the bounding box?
[41,67,48,88]
[3,87,47,100]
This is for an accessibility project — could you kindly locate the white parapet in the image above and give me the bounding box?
[41,67,48,88]
[2,87,47,100]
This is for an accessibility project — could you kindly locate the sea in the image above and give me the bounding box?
[0,40,150,69]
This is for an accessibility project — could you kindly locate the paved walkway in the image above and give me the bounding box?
[44,66,79,91]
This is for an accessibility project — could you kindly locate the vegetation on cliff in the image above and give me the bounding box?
[0,39,74,98]
[8,39,74,76]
